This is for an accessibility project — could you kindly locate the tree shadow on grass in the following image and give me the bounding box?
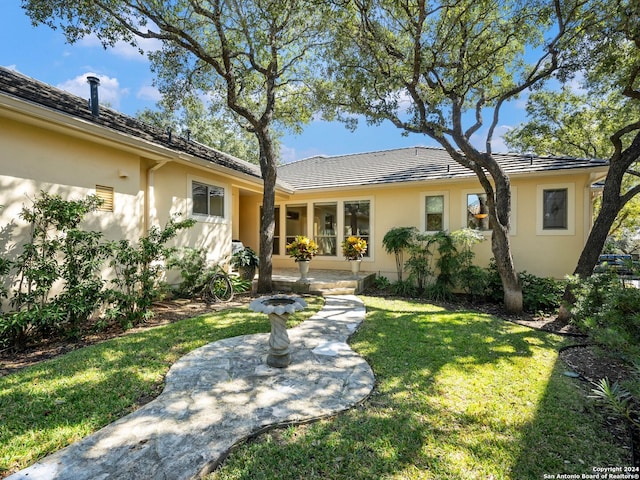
[208,297,629,479]
[0,310,271,476]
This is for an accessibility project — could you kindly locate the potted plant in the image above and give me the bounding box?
[342,235,367,275]
[285,235,318,280]
[231,246,259,281]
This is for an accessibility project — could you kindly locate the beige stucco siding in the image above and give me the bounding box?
[0,116,144,251]
[150,161,238,269]
[247,171,599,280]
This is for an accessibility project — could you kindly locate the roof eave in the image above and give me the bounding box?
[0,92,285,191]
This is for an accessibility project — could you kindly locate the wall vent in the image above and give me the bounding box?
[95,185,114,212]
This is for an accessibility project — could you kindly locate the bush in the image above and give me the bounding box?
[485,261,565,313]
[166,247,209,297]
[520,272,565,313]
[570,273,640,358]
[0,192,107,347]
[372,275,392,291]
[107,216,195,328]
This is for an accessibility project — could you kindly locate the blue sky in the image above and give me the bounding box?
[1,1,524,163]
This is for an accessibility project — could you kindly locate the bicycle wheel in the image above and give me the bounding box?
[209,273,234,302]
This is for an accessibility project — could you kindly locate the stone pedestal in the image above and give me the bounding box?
[267,312,291,367]
[248,294,307,369]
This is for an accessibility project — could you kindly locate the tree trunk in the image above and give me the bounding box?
[492,222,523,313]
[256,129,277,293]
[558,131,640,322]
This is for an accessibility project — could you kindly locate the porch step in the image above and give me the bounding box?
[266,271,376,296]
[320,287,357,296]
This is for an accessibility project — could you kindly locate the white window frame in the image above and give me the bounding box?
[420,191,449,232]
[272,197,375,261]
[187,175,230,224]
[536,183,575,235]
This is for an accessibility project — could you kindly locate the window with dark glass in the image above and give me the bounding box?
[192,181,224,217]
[285,204,308,244]
[543,188,568,229]
[425,195,444,231]
[344,200,370,257]
[467,193,490,231]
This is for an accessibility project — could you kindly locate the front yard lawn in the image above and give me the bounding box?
[0,295,629,479]
[209,296,629,479]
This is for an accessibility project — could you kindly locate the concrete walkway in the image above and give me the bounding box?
[8,295,375,480]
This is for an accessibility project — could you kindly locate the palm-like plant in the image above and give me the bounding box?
[382,227,417,282]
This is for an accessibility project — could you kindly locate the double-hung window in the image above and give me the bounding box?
[344,200,370,257]
[425,195,445,231]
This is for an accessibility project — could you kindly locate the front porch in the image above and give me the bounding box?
[254,268,376,296]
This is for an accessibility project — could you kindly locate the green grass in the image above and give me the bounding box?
[208,296,630,480]
[0,296,324,477]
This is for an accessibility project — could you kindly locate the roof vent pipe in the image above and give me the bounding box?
[87,76,100,117]
[525,151,534,165]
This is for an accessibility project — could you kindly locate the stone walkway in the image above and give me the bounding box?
[8,295,375,480]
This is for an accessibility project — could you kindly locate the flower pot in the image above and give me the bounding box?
[350,259,362,276]
[238,265,256,282]
[297,260,310,281]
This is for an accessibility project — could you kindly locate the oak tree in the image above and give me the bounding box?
[24,0,331,292]
[321,0,590,312]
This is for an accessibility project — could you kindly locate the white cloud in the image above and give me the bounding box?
[78,33,161,61]
[3,64,18,72]
[57,73,129,109]
[137,85,161,102]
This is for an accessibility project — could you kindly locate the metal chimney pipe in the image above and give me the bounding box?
[87,76,100,117]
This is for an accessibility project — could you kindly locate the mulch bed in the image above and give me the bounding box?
[0,296,252,376]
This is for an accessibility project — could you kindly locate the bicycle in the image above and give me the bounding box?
[200,264,234,302]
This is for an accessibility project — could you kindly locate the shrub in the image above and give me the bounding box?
[107,216,195,328]
[382,227,417,282]
[405,232,439,294]
[391,279,417,297]
[166,247,209,297]
[372,275,392,291]
[0,192,107,347]
[485,261,564,313]
[570,273,640,358]
[520,272,565,313]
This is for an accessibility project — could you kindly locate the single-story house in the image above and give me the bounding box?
[0,66,608,285]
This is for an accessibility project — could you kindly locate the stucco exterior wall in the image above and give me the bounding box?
[0,116,144,255]
[244,171,598,280]
[151,161,235,265]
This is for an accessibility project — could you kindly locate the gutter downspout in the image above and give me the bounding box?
[146,161,169,234]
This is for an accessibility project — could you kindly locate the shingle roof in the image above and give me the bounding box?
[277,146,609,190]
[0,67,264,181]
